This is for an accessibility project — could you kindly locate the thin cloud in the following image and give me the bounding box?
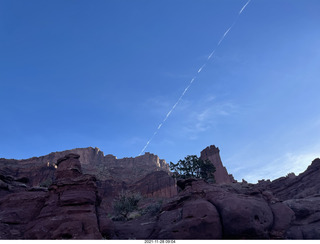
[240,149,320,183]
[181,98,239,139]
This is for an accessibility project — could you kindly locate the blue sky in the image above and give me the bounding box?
[1,0,320,182]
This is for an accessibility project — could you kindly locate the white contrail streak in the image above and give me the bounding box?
[138,77,195,156]
[208,50,215,60]
[239,0,251,14]
[138,0,252,156]
[218,26,232,46]
[198,64,206,73]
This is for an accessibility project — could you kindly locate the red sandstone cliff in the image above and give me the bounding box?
[0,148,177,213]
[200,145,236,184]
[1,147,320,239]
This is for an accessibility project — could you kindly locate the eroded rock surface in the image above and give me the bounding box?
[0,154,108,239]
[1,147,320,240]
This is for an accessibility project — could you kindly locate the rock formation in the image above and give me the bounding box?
[0,148,176,212]
[256,158,320,200]
[200,145,236,184]
[0,154,112,239]
[1,146,320,239]
[0,148,170,186]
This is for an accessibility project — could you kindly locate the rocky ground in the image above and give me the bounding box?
[0,146,319,239]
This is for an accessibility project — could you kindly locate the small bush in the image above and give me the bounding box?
[113,191,142,220]
[142,200,163,216]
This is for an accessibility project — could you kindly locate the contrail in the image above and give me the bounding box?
[138,0,252,156]
[208,50,215,60]
[198,64,206,73]
[218,26,232,46]
[239,0,251,14]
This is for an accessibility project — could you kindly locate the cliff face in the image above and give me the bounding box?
[0,154,112,239]
[0,148,176,213]
[0,147,170,186]
[200,145,235,184]
[1,146,320,239]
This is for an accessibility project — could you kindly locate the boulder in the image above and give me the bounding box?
[152,196,222,239]
[269,202,295,239]
[284,196,320,239]
[208,194,273,239]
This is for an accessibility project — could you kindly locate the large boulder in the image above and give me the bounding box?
[269,202,295,239]
[207,192,273,239]
[284,196,320,239]
[151,196,222,239]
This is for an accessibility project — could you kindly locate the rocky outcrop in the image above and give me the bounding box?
[0,153,114,239]
[256,158,320,201]
[153,179,274,239]
[151,196,222,239]
[200,145,236,184]
[1,147,320,239]
[0,148,174,201]
[0,148,177,216]
[110,154,320,240]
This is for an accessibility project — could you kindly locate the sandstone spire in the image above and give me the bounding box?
[200,145,236,184]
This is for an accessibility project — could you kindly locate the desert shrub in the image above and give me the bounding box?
[143,200,163,216]
[113,190,142,220]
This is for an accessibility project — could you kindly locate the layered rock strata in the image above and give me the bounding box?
[1,147,320,239]
[0,153,114,239]
[0,148,176,211]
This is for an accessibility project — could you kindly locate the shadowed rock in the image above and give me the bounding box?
[1,147,320,240]
[200,145,236,184]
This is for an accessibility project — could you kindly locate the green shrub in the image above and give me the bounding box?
[113,191,142,220]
